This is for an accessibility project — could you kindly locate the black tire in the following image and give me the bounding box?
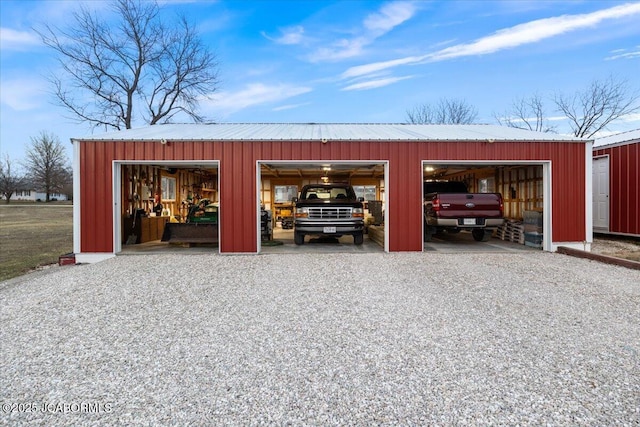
[294,232,304,245]
[472,229,492,242]
[354,233,364,245]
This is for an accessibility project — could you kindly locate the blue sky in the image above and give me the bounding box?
[1,0,639,165]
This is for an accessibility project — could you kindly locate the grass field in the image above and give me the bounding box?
[0,204,73,282]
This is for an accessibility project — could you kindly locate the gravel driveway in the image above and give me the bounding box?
[1,252,639,426]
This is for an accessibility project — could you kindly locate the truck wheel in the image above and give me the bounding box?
[294,232,305,245]
[354,233,363,245]
[472,229,492,242]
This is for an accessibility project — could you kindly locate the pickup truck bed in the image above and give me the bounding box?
[424,181,504,242]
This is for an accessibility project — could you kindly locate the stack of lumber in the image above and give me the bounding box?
[496,219,525,244]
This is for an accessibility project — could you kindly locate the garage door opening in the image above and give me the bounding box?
[113,161,220,254]
[257,161,388,253]
[421,161,550,252]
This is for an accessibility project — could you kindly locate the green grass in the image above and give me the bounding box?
[0,203,73,282]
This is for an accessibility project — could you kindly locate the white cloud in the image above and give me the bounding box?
[308,1,417,62]
[262,26,305,45]
[428,2,640,61]
[501,115,568,124]
[0,28,41,50]
[620,112,640,123]
[339,3,640,79]
[272,102,311,112]
[605,45,640,60]
[341,55,427,79]
[0,78,47,111]
[308,38,368,62]
[204,83,312,115]
[341,75,414,91]
[547,116,570,122]
[363,1,416,35]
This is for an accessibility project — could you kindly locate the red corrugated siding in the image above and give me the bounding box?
[80,142,114,252]
[594,142,640,236]
[78,140,587,253]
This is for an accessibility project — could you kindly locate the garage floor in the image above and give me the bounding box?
[261,228,384,254]
[120,241,218,254]
[120,229,537,254]
[424,231,538,252]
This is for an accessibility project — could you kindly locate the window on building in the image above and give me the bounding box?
[274,185,298,203]
[353,185,377,201]
[161,176,176,200]
[479,178,495,193]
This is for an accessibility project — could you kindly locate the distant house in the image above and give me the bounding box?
[1,184,69,202]
[593,129,640,237]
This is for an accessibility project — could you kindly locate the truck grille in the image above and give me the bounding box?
[308,207,352,219]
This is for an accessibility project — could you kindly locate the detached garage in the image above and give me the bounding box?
[593,129,640,237]
[71,123,591,263]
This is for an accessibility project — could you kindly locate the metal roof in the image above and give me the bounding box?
[593,129,640,148]
[73,123,586,142]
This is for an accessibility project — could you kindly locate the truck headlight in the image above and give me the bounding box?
[295,207,309,218]
[352,208,364,218]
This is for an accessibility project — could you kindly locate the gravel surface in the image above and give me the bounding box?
[591,237,640,262]
[1,252,639,426]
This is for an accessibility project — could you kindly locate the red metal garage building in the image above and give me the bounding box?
[593,129,640,237]
[71,123,591,262]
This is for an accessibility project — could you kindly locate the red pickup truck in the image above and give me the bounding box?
[424,180,504,242]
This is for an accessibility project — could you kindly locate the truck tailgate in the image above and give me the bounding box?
[432,193,503,219]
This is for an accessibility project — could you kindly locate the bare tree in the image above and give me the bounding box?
[0,155,26,204]
[36,0,219,131]
[60,167,74,201]
[494,93,557,133]
[554,76,640,138]
[406,98,478,124]
[23,132,70,202]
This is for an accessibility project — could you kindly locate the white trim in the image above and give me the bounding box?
[113,163,122,253]
[216,164,221,252]
[111,160,220,255]
[383,162,389,253]
[75,253,116,264]
[551,241,591,252]
[420,160,553,252]
[543,162,552,252]
[72,139,81,254]
[255,160,390,253]
[256,161,262,254]
[585,141,594,246]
